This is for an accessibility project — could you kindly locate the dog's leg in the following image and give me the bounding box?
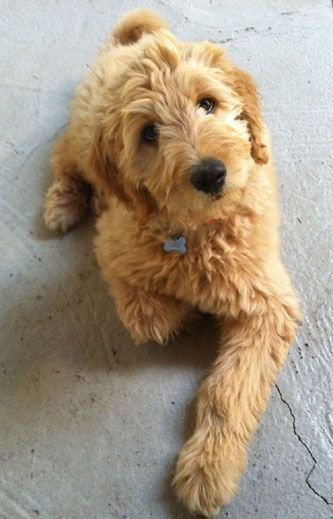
[111,278,192,345]
[173,293,300,517]
[44,132,91,233]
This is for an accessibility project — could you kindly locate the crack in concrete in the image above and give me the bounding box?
[275,384,333,507]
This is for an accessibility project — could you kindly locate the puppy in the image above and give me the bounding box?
[44,9,300,517]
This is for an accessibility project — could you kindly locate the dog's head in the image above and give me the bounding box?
[92,9,269,224]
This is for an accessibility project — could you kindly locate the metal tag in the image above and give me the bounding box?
[163,236,187,254]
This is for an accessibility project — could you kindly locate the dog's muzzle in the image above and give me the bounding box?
[190,158,226,197]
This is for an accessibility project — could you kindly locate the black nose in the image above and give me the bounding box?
[190,158,226,195]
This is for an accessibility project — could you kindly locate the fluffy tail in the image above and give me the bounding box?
[112,9,169,46]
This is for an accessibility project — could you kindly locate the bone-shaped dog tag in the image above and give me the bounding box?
[163,236,187,254]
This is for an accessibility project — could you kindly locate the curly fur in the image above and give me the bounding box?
[44,9,300,517]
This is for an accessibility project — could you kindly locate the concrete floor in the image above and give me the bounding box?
[1,1,332,518]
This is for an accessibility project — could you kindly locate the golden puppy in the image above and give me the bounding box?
[44,9,300,517]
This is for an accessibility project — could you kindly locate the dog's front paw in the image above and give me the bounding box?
[173,433,244,517]
[117,289,189,345]
[128,302,178,345]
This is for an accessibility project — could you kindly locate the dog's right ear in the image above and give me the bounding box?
[90,127,132,208]
[112,9,169,46]
[91,127,158,222]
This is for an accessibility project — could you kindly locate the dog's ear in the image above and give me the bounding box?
[91,127,157,221]
[126,182,158,222]
[91,127,132,208]
[229,68,269,165]
[112,9,169,46]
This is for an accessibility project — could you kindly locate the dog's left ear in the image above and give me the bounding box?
[205,41,269,165]
[229,68,269,165]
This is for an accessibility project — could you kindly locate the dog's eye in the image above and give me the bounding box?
[198,98,215,114]
[142,124,158,142]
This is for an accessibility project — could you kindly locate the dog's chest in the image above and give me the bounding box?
[97,212,251,313]
[150,232,241,311]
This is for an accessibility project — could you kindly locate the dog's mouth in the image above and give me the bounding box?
[210,192,223,202]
